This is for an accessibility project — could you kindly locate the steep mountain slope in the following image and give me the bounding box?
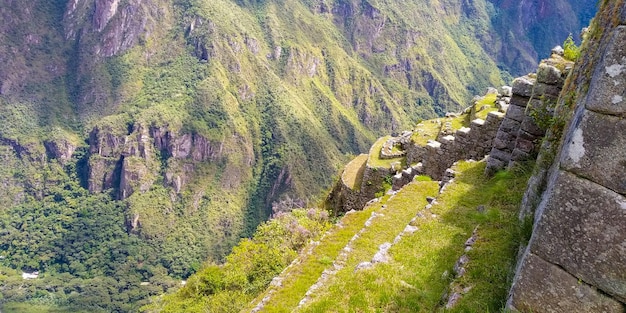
[488,0,597,74]
[0,0,596,312]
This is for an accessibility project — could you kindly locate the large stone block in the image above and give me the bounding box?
[510,95,530,108]
[586,26,626,116]
[561,110,626,194]
[505,104,526,122]
[533,82,562,100]
[499,117,521,134]
[530,170,626,302]
[510,253,624,313]
[536,63,563,85]
[494,131,516,151]
[512,76,536,98]
[520,116,546,137]
[488,148,511,162]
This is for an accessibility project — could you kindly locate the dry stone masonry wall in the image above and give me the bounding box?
[485,54,573,176]
[509,2,626,311]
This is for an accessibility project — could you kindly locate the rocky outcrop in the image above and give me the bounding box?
[87,122,226,199]
[509,1,626,311]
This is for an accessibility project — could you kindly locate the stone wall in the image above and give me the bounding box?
[419,111,504,180]
[485,55,573,176]
[508,1,626,311]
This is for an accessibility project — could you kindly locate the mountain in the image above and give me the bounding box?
[0,0,596,311]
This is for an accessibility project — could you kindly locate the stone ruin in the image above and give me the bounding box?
[328,51,571,215]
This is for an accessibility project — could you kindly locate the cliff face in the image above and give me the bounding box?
[509,1,626,310]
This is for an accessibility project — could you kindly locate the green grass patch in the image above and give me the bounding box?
[342,154,368,191]
[474,93,499,120]
[368,137,405,169]
[298,161,531,312]
[249,205,380,312]
[411,119,443,146]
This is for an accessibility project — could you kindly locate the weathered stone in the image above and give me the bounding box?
[471,118,485,127]
[530,170,626,302]
[561,110,626,194]
[520,117,545,137]
[493,136,513,151]
[536,63,562,85]
[486,111,505,123]
[512,76,536,98]
[510,253,624,313]
[551,45,564,56]
[500,85,513,97]
[505,104,526,122]
[509,95,530,108]
[488,148,511,162]
[533,82,562,100]
[514,138,535,154]
[456,127,471,137]
[586,26,626,116]
[426,141,441,149]
[440,135,455,144]
[498,117,521,134]
[510,149,530,162]
[485,157,505,176]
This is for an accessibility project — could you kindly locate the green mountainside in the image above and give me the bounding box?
[0,0,595,312]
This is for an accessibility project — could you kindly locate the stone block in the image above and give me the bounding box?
[512,76,536,98]
[514,137,535,154]
[440,135,455,145]
[517,130,538,142]
[532,82,562,100]
[561,109,626,194]
[536,63,563,85]
[426,141,441,149]
[487,111,505,121]
[586,26,626,116]
[488,148,511,162]
[520,117,545,136]
[505,104,526,122]
[456,127,471,137]
[493,136,513,151]
[510,148,530,162]
[486,156,505,171]
[500,85,512,97]
[510,253,624,313]
[510,94,530,108]
[498,117,521,134]
[531,170,626,302]
[471,118,485,127]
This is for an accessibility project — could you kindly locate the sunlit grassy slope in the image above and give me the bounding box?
[247,160,531,313]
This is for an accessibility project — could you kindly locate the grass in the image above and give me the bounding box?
[342,154,368,190]
[368,137,405,169]
[474,93,499,120]
[297,161,531,312]
[411,119,443,145]
[248,180,439,312]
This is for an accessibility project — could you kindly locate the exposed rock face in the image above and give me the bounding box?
[87,123,226,199]
[509,1,626,310]
[65,0,153,57]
